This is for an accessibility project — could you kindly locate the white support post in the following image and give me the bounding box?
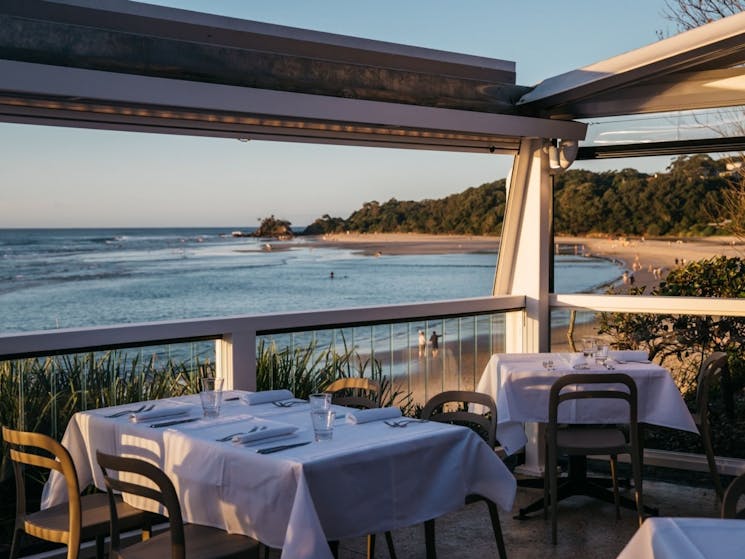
[215,328,256,391]
[493,137,553,477]
[493,137,552,353]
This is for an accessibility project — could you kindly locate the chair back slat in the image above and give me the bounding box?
[2,426,83,557]
[326,378,380,409]
[549,373,638,427]
[422,390,497,447]
[696,352,728,415]
[97,450,185,559]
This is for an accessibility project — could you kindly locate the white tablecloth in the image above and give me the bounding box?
[617,517,745,558]
[42,392,516,559]
[476,353,698,455]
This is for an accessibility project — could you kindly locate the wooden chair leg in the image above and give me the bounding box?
[367,533,375,558]
[486,499,508,559]
[424,519,436,559]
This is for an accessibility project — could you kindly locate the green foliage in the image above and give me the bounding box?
[554,156,731,236]
[254,214,293,238]
[256,338,412,412]
[301,155,735,237]
[301,180,507,235]
[597,256,745,458]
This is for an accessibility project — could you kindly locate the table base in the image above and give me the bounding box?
[515,457,659,519]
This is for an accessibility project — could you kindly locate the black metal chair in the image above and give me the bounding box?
[692,352,730,502]
[545,373,643,545]
[420,390,507,559]
[721,471,745,519]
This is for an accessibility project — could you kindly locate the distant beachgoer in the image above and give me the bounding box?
[418,330,426,357]
[622,271,629,285]
[629,273,635,285]
[329,271,334,279]
[429,330,442,357]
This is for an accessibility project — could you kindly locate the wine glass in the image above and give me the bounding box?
[595,345,609,369]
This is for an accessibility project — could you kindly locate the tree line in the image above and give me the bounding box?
[302,155,737,237]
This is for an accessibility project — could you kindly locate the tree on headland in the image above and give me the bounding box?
[254,215,293,239]
[661,0,744,32]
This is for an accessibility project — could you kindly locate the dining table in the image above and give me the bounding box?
[475,352,699,518]
[617,517,745,558]
[42,391,517,559]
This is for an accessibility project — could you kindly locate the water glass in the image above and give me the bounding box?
[311,409,336,441]
[309,393,332,411]
[582,337,598,359]
[595,345,609,368]
[199,377,224,418]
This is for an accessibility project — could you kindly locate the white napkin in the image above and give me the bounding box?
[179,413,254,430]
[241,389,294,405]
[609,350,649,362]
[569,353,588,369]
[345,407,402,424]
[130,407,193,423]
[231,420,298,444]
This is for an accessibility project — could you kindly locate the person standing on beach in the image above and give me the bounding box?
[418,330,426,357]
[429,330,442,357]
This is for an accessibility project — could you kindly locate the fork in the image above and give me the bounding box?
[216,425,266,442]
[271,399,306,407]
[106,404,154,418]
[384,419,427,427]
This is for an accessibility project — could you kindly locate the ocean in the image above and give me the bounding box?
[0,228,622,335]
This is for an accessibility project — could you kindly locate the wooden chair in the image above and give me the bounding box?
[693,352,729,502]
[721,471,745,519]
[2,425,148,559]
[420,390,507,559]
[96,450,260,559]
[545,373,643,545]
[323,377,396,559]
[325,377,380,409]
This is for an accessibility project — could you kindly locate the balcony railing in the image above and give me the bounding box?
[3,292,745,475]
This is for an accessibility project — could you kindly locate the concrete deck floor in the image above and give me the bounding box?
[304,477,720,559]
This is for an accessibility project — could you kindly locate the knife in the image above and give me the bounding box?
[149,417,200,428]
[256,441,311,454]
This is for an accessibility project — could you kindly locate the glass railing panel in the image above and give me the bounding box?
[257,312,507,408]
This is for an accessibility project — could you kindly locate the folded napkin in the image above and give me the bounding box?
[241,389,294,406]
[569,353,588,369]
[231,420,298,444]
[345,407,402,425]
[179,413,254,431]
[609,350,649,362]
[130,407,192,423]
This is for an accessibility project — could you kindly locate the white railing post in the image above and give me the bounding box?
[215,327,256,391]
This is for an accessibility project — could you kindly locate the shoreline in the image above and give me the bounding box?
[302,232,744,294]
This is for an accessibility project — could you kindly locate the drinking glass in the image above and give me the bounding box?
[199,377,224,418]
[582,337,598,360]
[311,409,336,441]
[595,345,609,368]
[309,393,332,411]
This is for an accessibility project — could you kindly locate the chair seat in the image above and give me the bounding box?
[26,492,146,541]
[115,523,260,559]
[557,427,627,454]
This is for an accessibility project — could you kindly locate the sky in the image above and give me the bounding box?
[0,0,680,228]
